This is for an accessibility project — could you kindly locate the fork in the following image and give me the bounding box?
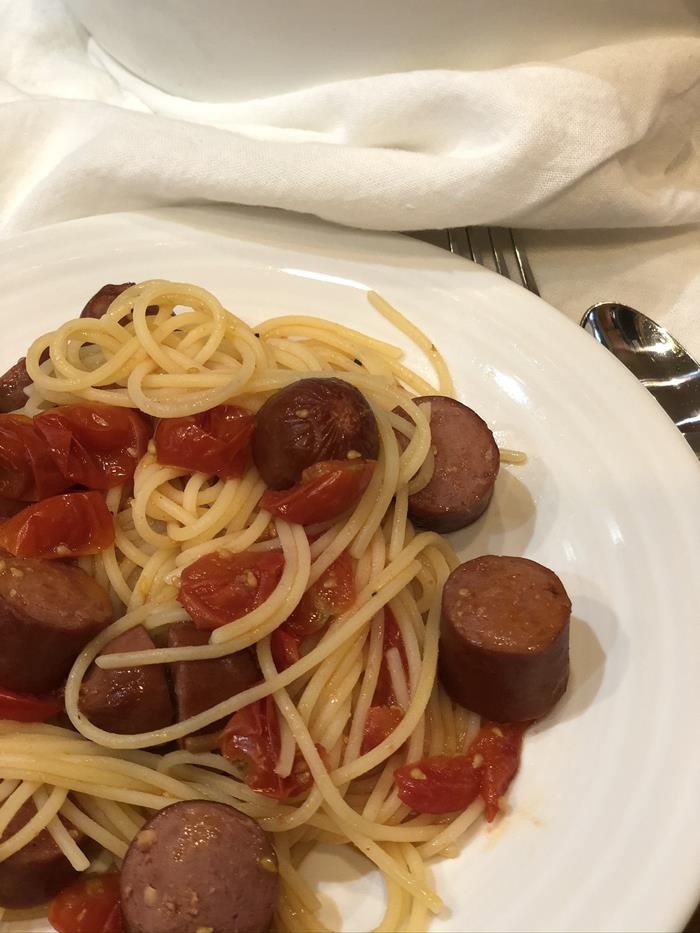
[412,227,540,296]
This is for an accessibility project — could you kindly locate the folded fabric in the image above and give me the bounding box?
[0,0,699,235]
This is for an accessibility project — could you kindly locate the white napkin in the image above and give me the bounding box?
[1,0,699,236]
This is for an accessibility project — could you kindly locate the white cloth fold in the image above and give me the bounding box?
[0,0,699,235]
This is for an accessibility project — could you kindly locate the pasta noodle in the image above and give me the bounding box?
[0,281,523,932]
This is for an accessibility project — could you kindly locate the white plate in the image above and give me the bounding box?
[0,206,698,933]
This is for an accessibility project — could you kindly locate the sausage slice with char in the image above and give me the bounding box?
[168,622,259,738]
[79,625,174,735]
[120,800,279,933]
[400,395,499,533]
[0,555,112,694]
[0,800,90,909]
[439,556,571,721]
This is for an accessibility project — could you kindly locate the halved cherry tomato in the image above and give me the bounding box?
[0,414,70,501]
[270,551,355,671]
[220,696,320,800]
[372,609,409,708]
[35,404,150,490]
[394,722,528,820]
[154,405,254,479]
[178,549,285,630]
[260,459,375,525]
[0,687,63,722]
[48,873,124,933]
[361,705,403,755]
[0,491,114,559]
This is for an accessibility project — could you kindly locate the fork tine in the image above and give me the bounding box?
[487,227,508,278]
[508,229,540,296]
[464,227,482,266]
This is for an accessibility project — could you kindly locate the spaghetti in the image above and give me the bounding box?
[0,281,513,932]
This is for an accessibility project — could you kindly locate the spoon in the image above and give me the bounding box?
[581,302,700,459]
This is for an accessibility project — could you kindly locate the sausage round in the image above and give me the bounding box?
[402,396,499,533]
[0,358,33,414]
[120,800,279,933]
[439,556,571,721]
[0,800,90,909]
[168,623,259,739]
[79,282,135,319]
[252,377,379,489]
[0,555,113,693]
[79,625,174,736]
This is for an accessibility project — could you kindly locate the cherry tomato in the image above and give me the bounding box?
[0,687,63,722]
[0,491,115,559]
[154,405,254,479]
[372,609,409,708]
[178,550,285,630]
[270,552,355,671]
[35,404,150,490]
[261,459,375,525]
[361,705,403,755]
[48,873,124,933]
[394,722,528,820]
[220,696,318,800]
[0,414,70,501]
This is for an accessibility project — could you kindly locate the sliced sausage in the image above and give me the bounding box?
[0,498,24,520]
[399,395,499,533]
[120,800,279,933]
[0,358,32,414]
[79,625,173,735]
[439,556,571,721]
[0,555,112,694]
[79,282,135,319]
[0,800,90,909]
[252,377,379,489]
[168,623,259,738]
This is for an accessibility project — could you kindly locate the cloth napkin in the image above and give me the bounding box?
[1,0,700,236]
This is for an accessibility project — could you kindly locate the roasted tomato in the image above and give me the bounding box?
[361,705,403,755]
[394,721,528,820]
[48,873,124,933]
[372,609,409,708]
[221,696,318,800]
[261,459,375,525]
[35,404,150,490]
[271,551,355,670]
[0,687,63,722]
[0,414,71,501]
[0,491,115,559]
[154,405,254,479]
[178,550,285,630]
[252,378,379,489]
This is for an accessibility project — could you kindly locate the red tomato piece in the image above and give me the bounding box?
[154,405,254,479]
[0,687,63,723]
[270,627,301,671]
[286,551,355,639]
[361,705,404,755]
[0,414,70,501]
[0,491,114,559]
[178,550,284,631]
[48,873,124,933]
[35,404,150,490]
[372,609,409,708]
[260,459,376,525]
[394,721,528,820]
[220,696,319,800]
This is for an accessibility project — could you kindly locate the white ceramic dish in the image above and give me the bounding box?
[0,205,698,933]
[63,0,700,101]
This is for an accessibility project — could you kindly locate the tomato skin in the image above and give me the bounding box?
[372,609,409,708]
[394,722,528,820]
[0,687,63,722]
[270,551,355,671]
[48,873,124,933]
[35,404,150,490]
[154,405,254,479]
[361,705,403,754]
[220,696,318,800]
[178,550,285,631]
[0,414,70,501]
[260,459,375,525]
[0,491,115,559]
